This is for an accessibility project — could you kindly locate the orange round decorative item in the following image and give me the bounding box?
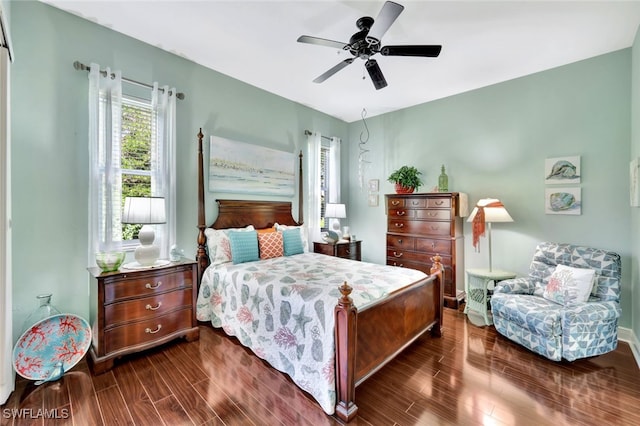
[395,183,415,194]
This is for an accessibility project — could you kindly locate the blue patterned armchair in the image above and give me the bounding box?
[490,242,621,361]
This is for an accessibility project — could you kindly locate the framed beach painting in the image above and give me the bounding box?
[545,187,581,215]
[545,156,580,184]
[209,136,295,196]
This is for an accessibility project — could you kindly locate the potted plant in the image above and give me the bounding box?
[388,166,423,194]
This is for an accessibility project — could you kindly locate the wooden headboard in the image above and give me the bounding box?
[195,128,304,283]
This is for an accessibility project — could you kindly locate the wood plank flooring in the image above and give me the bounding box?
[2,308,640,425]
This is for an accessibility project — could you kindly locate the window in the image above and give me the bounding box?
[320,144,330,230]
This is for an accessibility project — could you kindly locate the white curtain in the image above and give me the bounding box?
[0,43,13,404]
[88,63,122,261]
[329,137,341,203]
[306,132,323,249]
[151,83,177,259]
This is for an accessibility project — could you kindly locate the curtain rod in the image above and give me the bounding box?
[73,61,185,100]
[303,130,331,141]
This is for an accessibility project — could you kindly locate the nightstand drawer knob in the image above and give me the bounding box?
[146,302,162,311]
[145,281,162,290]
[145,324,162,334]
[393,251,403,257]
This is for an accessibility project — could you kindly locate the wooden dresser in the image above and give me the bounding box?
[386,193,465,308]
[313,240,362,261]
[88,259,199,374]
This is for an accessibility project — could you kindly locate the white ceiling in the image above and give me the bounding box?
[44,1,640,123]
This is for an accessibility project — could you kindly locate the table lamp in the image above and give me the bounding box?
[467,198,513,272]
[122,196,166,267]
[325,203,346,239]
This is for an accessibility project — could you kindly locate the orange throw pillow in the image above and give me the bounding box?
[258,231,283,259]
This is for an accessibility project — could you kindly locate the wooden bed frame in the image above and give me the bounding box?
[194,129,444,422]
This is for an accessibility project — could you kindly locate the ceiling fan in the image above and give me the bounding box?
[297,1,442,90]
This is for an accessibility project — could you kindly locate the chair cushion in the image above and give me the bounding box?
[491,293,562,336]
[542,264,595,306]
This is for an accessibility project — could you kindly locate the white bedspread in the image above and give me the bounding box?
[196,252,428,414]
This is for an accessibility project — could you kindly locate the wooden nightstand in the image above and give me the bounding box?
[87,259,200,374]
[313,240,361,261]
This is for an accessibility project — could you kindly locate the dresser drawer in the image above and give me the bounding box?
[104,308,193,354]
[387,252,452,268]
[388,208,415,219]
[386,258,453,282]
[415,238,453,255]
[387,219,452,236]
[104,266,194,302]
[427,197,451,209]
[386,234,416,250]
[104,289,193,327]
[387,198,405,208]
[415,209,451,221]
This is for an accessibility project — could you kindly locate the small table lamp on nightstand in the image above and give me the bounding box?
[325,203,346,240]
[122,196,166,267]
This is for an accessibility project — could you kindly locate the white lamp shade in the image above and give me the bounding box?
[325,203,346,219]
[467,198,513,223]
[122,197,166,224]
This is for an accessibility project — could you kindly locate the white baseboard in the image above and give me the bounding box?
[618,327,640,369]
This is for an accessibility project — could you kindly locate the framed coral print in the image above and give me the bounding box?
[545,187,581,215]
[368,194,379,207]
[368,179,379,192]
[545,156,580,184]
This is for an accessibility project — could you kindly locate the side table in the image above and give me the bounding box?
[465,269,516,326]
[313,240,361,261]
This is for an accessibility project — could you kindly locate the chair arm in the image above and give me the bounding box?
[493,277,535,295]
[564,301,621,323]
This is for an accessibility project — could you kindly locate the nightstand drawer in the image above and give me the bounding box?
[104,266,194,302]
[104,288,193,327]
[104,308,193,354]
[336,243,359,260]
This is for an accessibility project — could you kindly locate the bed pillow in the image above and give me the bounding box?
[257,226,276,234]
[204,225,254,266]
[282,228,304,256]
[543,264,596,306]
[228,230,259,264]
[258,231,284,259]
[275,223,309,252]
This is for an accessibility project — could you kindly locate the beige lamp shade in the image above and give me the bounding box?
[467,198,514,223]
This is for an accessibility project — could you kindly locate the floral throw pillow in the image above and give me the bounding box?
[543,264,596,306]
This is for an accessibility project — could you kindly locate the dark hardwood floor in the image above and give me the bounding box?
[2,308,639,426]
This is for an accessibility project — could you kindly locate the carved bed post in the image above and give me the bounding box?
[430,254,444,337]
[298,150,303,224]
[196,128,208,284]
[334,282,358,421]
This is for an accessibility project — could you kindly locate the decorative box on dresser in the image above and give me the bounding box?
[87,259,200,374]
[386,192,465,309]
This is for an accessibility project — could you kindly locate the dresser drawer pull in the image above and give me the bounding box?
[427,212,438,217]
[397,238,403,243]
[345,250,351,254]
[146,302,162,311]
[394,223,404,228]
[391,200,400,206]
[393,262,404,267]
[393,251,403,257]
[396,211,406,216]
[411,201,420,205]
[145,281,162,290]
[435,200,444,205]
[431,242,437,249]
[145,324,162,334]
[430,226,440,230]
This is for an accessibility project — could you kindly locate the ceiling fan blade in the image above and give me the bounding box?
[313,58,355,83]
[297,35,349,50]
[366,1,404,44]
[365,59,387,90]
[381,45,442,57]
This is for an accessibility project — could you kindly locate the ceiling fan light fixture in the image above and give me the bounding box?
[365,59,387,90]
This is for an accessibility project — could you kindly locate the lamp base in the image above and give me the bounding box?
[122,259,170,270]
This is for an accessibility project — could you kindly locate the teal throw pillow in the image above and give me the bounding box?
[282,228,304,256]
[228,230,259,264]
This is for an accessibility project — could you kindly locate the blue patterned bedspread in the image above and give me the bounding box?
[196,252,428,414]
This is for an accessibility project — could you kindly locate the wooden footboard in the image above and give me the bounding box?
[334,257,444,422]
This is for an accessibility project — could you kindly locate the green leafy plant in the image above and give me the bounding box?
[387,166,423,190]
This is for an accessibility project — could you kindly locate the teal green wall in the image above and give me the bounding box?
[631,28,640,342]
[346,50,633,328]
[9,1,347,340]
